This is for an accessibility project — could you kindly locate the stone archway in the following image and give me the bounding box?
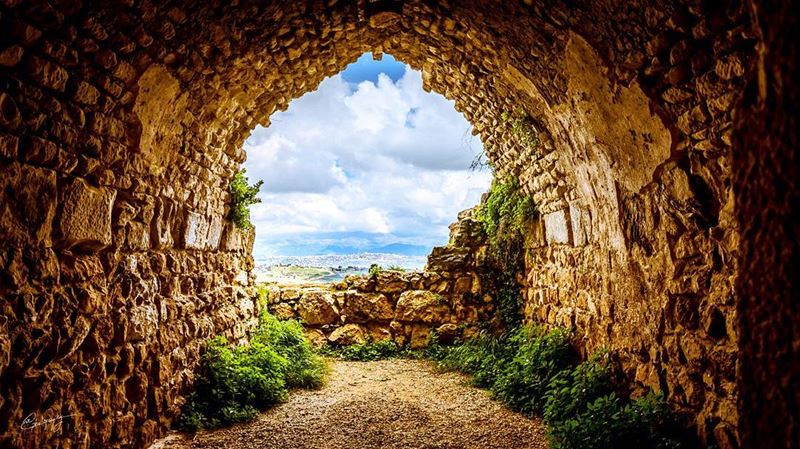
[0,1,796,449]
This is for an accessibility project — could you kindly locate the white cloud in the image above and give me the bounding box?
[243,63,491,257]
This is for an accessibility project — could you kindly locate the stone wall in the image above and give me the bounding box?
[0,1,793,449]
[734,1,800,448]
[263,209,491,349]
[512,26,748,447]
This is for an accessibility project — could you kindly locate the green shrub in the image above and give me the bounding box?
[411,338,449,361]
[438,327,684,448]
[438,326,572,405]
[339,340,402,361]
[543,350,614,424]
[438,331,516,388]
[368,264,382,277]
[252,312,328,389]
[178,312,327,431]
[322,335,447,362]
[178,336,287,430]
[229,168,263,229]
[490,326,573,414]
[547,392,684,449]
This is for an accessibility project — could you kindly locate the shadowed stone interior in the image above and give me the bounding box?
[0,1,796,449]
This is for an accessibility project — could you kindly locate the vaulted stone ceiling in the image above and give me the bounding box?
[0,1,796,449]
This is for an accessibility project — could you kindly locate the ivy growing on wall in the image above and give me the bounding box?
[229,169,264,229]
[476,175,536,243]
[502,109,540,150]
[475,175,537,330]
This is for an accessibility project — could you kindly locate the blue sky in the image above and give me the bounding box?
[341,53,407,85]
[243,53,491,259]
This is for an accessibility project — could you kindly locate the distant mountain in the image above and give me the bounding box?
[318,244,359,255]
[375,243,430,256]
[313,242,429,256]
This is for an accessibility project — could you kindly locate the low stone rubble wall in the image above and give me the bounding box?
[262,209,494,348]
[263,270,490,349]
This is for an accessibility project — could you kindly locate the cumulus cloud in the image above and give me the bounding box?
[243,60,491,257]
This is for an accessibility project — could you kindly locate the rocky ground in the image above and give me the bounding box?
[149,359,547,449]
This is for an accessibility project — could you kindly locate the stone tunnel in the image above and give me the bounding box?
[0,1,797,448]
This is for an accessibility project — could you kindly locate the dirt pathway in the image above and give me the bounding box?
[150,359,548,449]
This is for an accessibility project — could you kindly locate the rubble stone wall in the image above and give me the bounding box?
[733,1,800,448]
[0,1,792,449]
[511,24,748,446]
[263,210,492,349]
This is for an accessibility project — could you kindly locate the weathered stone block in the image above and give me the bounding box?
[24,136,57,164]
[375,271,408,293]
[339,291,394,323]
[0,161,57,246]
[0,92,21,129]
[272,303,296,320]
[328,323,367,346]
[73,81,100,105]
[26,55,68,91]
[297,290,338,325]
[543,209,571,245]
[304,328,327,347]
[436,323,459,343]
[395,290,450,323]
[0,45,24,67]
[568,203,588,246]
[220,222,254,253]
[58,178,116,251]
[409,324,432,349]
[151,197,175,248]
[427,247,469,271]
[0,132,19,158]
[453,276,472,295]
[206,214,223,250]
[180,211,208,250]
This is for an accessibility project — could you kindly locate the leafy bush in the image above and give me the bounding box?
[543,350,614,424]
[178,336,287,430]
[368,264,382,277]
[228,168,263,229]
[547,392,685,449]
[438,330,517,388]
[438,326,572,407]
[178,312,327,431]
[490,326,573,414]
[339,340,402,361]
[252,312,328,389]
[438,327,684,449]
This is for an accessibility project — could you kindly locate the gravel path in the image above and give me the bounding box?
[150,359,548,449]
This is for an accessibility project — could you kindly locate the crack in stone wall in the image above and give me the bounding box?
[0,1,782,449]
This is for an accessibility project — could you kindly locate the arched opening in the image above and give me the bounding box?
[242,52,490,283]
[0,2,796,449]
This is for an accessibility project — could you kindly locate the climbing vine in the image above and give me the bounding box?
[475,175,537,330]
[476,175,536,242]
[502,109,540,150]
[229,169,264,229]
